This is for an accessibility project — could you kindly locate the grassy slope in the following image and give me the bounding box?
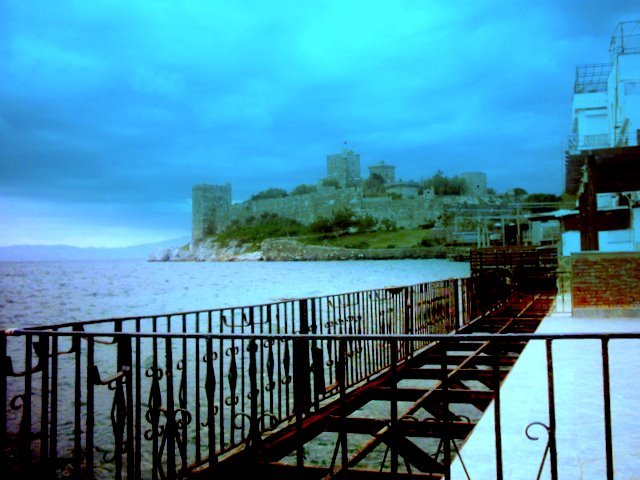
[298,228,443,249]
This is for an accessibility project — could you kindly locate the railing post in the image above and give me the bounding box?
[492,340,503,480]
[86,337,95,478]
[441,339,450,479]
[0,333,7,473]
[338,339,348,471]
[205,337,218,477]
[117,335,135,480]
[545,339,558,480]
[38,334,50,471]
[72,329,82,479]
[390,339,399,474]
[403,287,413,357]
[602,338,614,480]
[293,300,311,417]
[165,337,177,479]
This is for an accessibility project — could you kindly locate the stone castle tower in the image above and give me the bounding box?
[460,172,487,195]
[326,148,361,186]
[368,161,396,183]
[192,184,232,242]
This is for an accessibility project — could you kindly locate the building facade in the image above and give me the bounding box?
[568,21,640,155]
[562,21,640,256]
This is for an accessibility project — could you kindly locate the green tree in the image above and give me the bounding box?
[524,193,561,203]
[421,171,464,195]
[356,214,377,233]
[363,173,386,197]
[380,218,398,232]
[331,208,358,231]
[291,184,317,196]
[250,188,288,201]
[309,216,334,234]
[321,177,340,188]
[217,213,305,246]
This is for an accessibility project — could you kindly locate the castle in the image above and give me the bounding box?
[192,148,488,242]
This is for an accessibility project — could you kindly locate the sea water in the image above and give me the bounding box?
[0,259,470,475]
[0,259,470,329]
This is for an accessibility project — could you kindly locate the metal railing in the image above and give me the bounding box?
[1,275,509,478]
[3,329,634,479]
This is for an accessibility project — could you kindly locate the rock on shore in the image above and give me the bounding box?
[148,239,262,262]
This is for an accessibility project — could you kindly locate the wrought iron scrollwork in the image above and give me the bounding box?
[145,406,193,478]
[225,346,239,406]
[525,421,551,480]
[264,339,276,392]
[90,364,130,464]
[233,412,280,437]
[281,340,291,385]
[201,350,220,426]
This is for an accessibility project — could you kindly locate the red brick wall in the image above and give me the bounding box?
[571,252,640,309]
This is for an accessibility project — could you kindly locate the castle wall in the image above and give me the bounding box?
[192,184,232,242]
[222,190,468,231]
[193,170,488,240]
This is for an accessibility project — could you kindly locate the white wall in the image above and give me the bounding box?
[599,229,634,252]
[611,54,640,146]
[561,208,639,256]
[562,231,581,256]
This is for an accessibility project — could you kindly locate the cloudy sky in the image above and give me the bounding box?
[0,1,637,247]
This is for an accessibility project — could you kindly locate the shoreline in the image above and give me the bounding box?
[149,238,470,262]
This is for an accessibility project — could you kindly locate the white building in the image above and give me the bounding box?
[568,21,640,154]
[561,21,640,257]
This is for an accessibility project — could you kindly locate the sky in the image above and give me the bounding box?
[0,1,638,247]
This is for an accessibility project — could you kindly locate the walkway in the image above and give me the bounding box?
[204,289,556,479]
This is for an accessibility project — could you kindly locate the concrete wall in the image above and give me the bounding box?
[571,251,640,314]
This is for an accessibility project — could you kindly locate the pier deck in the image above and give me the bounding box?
[206,290,555,479]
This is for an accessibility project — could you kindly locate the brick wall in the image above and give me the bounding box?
[571,252,640,310]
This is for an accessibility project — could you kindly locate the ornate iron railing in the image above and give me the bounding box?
[2,275,510,478]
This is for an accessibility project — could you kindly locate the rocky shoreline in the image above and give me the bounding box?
[149,238,469,262]
[148,239,261,262]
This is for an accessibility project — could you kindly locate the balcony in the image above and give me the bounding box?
[574,63,611,94]
[567,133,611,154]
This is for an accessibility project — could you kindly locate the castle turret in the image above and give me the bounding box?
[368,161,396,184]
[460,172,487,196]
[326,148,361,187]
[192,183,232,242]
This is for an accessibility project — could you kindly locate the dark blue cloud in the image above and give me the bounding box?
[0,0,638,246]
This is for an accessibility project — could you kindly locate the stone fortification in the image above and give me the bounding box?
[326,149,361,186]
[193,184,483,242]
[192,150,489,242]
[192,184,231,240]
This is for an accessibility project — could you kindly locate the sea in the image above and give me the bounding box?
[0,259,470,329]
[0,259,470,476]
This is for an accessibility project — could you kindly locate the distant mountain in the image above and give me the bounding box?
[0,236,191,262]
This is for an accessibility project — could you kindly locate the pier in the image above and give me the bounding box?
[2,248,635,479]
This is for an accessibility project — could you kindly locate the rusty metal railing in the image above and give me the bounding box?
[1,274,509,478]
